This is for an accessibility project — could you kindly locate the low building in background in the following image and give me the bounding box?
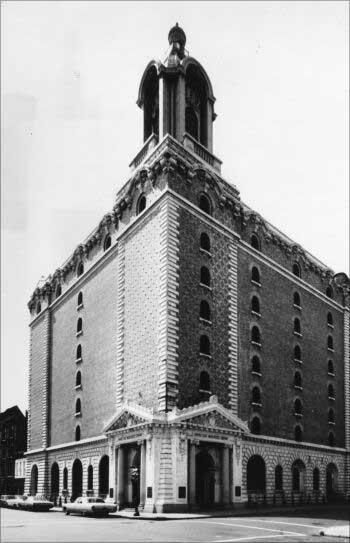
[0,406,27,495]
[24,25,350,511]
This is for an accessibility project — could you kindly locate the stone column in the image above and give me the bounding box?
[222,445,230,505]
[139,440,146,509]
[232,438,243,503]
[175,73,186,142]
[188,440,197,507]
[108,442,116,499]
[116,446,125,508]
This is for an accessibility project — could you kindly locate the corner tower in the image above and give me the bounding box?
[137,23,216,152]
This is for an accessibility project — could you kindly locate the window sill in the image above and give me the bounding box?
[200,248,212,258]
[251,311,261,318]
[251,371,262,377]
[327,324,334,329]
[294,413,303,418]
[328,396,335,401]
[328,421,335,426]
[77,304,84,311]
[76,331,83,337]
[293,332,302,338]
[75,385,82,390]
[199,282,212,292]
[294,359,303,364]
[199,317,212,326]
[251,280,261,288]
[199,389,211,394]
[75,412,82,418]
[327,372,335,377]
[251,402,262,407]
[293,304,301,311]
[327,348,334,353]
[199,353,212,359]
[294,386,303,391]
[76,358,82,364]
[251,341,262,348]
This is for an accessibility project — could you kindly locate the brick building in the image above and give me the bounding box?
[24,25,350,511]
[0,406,27,495]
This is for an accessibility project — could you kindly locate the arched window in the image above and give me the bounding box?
[326,286,333,299]
[199,335,210,355]
[199,194,212,215]
[328,360,334,374]
[292,460,305,491]
[185,106,199,140]
[251,266,260,284]
[293,292,301,307]
[36,302,41,315]
[313,467,320,491]
[328,408,335,424]
[328,432,335,447]
[251,326,261,344]
[137,194,146,215]
[63,467,68,490]
[294,398,302,415]
[247,455,266,492]
[98,455,110,497]
[294,425,303,442]
[199,371,210,391]
[56,285,62,299]
[76,344,82,361]
[251,386,261,405]
[294,318,301,334]
[327,312,333,326]
[76,371,81,387]
[77,292,83,307]
[200,232,211,252]
[30,464,38,496]
[75,398,81,414]
[292,263,301,278]
[200,300,211,321]
[87,465,93,491]
[294,372,302,388]
[251,355,261,374]
[294,345,301,361]
[103,234,111,251]
[328,383,335,399]
[275,465,283,491]
[200,266,211,287]
[77,318,83,334]
[77,262,84,277]
[251,296,260,314]
[250,234,260,251]
[327,336,334,350]
[75,425,81,441]
[250,417,261,435]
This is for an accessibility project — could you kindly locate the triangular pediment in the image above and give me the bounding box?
[168,397,249,434]
[103,402,162,433]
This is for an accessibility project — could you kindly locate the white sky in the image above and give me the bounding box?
[1,1,349,413]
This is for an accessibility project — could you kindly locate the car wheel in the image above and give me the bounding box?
[65,509,70,516]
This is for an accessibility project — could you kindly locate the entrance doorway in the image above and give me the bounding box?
[326,463,338,499]
[30,464,38,496]
[130,449,140,506]
[195,450,215,506]
[50,463,59,503]
[98,455,109,498]
[72,459,83,501]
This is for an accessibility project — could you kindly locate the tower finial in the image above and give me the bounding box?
[168,23,186,51]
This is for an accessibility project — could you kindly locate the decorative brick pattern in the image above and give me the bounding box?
[228,241,239,414]
[116,241,125,408]
[344,309,350,496]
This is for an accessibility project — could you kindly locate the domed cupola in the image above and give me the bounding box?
[137,25,217,154]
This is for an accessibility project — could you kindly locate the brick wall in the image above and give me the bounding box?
[238,247,345,447]
[50,252,118,445]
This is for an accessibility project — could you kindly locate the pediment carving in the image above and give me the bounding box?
[185,410,242,431]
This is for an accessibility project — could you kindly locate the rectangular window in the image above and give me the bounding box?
[178,486,186,499]
[235,486,241,497]
[147,487,152,498]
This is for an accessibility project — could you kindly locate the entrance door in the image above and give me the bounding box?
[72,459,83,501]
[196,450,215,507]
[130,449,140,506]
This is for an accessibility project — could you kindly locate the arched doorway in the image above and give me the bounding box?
[99,455,109,497]
[326,463,338,500]
[30,464,38,496]
[72,459,83,501]
[292,459,306,493]
[247,455,266,494]
[195,450,215,506]
[50,463,59,504]
[130,450,140,506]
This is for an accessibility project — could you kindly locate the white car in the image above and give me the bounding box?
[63,497,117,517]
[0,495,20,508]
[20,495,54,512]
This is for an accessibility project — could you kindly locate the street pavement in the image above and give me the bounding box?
[1,506,349,542]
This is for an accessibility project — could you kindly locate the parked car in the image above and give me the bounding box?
[63,497,117,517]
[19,495,54,512]
[0,495,17,508]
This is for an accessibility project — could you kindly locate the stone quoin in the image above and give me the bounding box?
[25,24,350,512]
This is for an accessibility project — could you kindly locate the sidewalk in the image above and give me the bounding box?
[320,525,350,539]
[51,503,349,522]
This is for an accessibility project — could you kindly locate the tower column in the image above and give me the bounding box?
[116,446,125,508]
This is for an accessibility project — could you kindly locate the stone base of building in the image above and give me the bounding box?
[24,399,349,509]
